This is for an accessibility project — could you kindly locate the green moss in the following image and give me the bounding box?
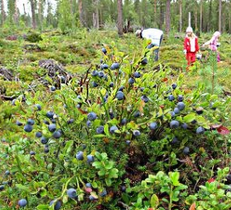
[66,64,88,74]
[25,33,43,43]
[0,80,22,96]
[17,65,38,82]
[23,53,41,62]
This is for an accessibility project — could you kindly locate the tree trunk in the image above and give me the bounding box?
[46,1,52,27]
[70,0,73,15]
[218,0,222,32]
[165,0,171,35]
[99,4,102,28]
[30,0,36,29]
[159,1,164,30]
[194,2,198,31]
[229,13,231,34]
[93,0,99,29]
[78,0,84,27]
[229,3,231,34]
[13,0,19,25]
[154,0,157,27]
[207,0,212,31]
[23,3,26,14]
[38,0,44,30]
[179,0,182,32]
[1,0,6,25]
[199,0,203,32]
[117,0,123,36]
[222,2,226,32]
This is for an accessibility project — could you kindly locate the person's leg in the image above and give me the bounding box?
[186,53,190,66]
[147,43,154,49]
[191,52,196,64]
[217,52,220,62]
[154,47,159,61]
[186,52,191,66]
[147,44,159,61]
[186,53,191,70]
[159,35,163,45]
[154,35,163,61]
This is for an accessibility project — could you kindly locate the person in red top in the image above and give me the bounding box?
[184,26,199,68]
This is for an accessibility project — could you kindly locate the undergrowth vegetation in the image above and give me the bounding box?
[0,29,231,210]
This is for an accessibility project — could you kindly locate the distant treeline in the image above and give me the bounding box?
[0,0,230,35]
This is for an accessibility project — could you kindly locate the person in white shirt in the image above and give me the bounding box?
[135,28,164,61]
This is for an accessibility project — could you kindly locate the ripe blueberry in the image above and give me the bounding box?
[110,125,118,134]
[149,122,158,130]
[87,154,94,163]
[170,120,180,129]
[96,126,104,134]
[24,124,33,132]
[177,102,185,111]
[18,199,27,207]
[76,151,84,160]
[196,126,205,134]
[87,112,97,121]
[49,200,62,210]
[67,188,77,199]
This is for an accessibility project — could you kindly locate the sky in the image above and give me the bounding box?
[3,0,57,15]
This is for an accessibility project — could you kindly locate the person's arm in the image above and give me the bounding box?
[202,39,212,47]
[196,37,199,52]
[183,38,187,54]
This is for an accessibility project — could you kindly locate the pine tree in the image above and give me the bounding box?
[57,0,73,33]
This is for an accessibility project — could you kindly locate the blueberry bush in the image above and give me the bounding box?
[0,30,231,210]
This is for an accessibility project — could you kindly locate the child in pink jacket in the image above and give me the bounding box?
[202,31,221,62]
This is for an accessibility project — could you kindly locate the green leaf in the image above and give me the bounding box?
[40,188,47,197]
[63,140,73,154]
[94,152,101,160]
[127,121,138,130]
[101,153,108,160]
[150,194,159,208]
[169,172,180,186]
[226,192,231,198]
[109,168,118,178]
[36,204,49,210]
[98,170,106,176]
[158,107,163,117]
[92,161,102,169]
[100,88,107,96]
[93,134,106,138]
[224,204,231,209]
[175,184,188,191]
[105,161,114,170]
[92,181,98,188]
[217,189,225,197]
[172,190,180,202]
[105,178,112,186]
[146,175,156,183]
[16,184,30,192]
[137,196,143,206]
[104,124,110,136]
[77,192,84,201]
[156,171,165,178]
[160,186,170,193]
[121,193,130,203]
[183,113,196,123]
[162,197,169,204]
[62,194,68,204]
